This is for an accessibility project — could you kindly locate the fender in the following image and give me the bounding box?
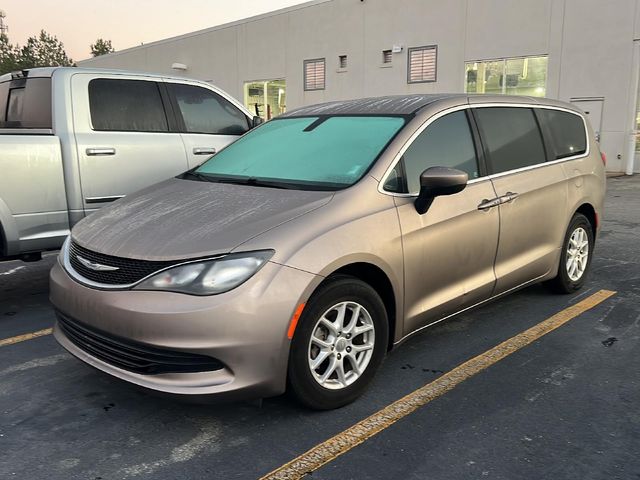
[0,197,19,256]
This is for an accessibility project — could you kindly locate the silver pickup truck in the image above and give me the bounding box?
[0,67,259,261]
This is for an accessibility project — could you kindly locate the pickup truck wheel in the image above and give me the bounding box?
[287,276,388,410]
[548,213,594,294]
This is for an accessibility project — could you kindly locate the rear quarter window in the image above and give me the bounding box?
[0,77,52,129]
[538,108,587,159]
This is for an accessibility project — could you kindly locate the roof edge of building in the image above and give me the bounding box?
[77,0,333,65]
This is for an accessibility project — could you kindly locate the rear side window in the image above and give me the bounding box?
[0,77,52,129]
[475,107,546,174]
[168,83,249,135]
[538,108,587,159]
[393,110,480,194]
[89,79,168,132]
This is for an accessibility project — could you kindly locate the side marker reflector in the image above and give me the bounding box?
[287,303,306,339]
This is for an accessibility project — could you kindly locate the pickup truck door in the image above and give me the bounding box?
[163,80,251,169]
[71,74,188,212]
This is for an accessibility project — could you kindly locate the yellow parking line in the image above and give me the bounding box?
[0,328,53,347]
[260,289,616,480]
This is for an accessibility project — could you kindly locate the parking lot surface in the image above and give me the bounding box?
[1,176,639,480]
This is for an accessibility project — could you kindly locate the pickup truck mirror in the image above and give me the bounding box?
[251,116,264,128]
[415,166,468,215]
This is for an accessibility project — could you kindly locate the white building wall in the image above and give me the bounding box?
[79,0,640,173]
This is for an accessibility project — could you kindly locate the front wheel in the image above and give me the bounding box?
[547,213,594,294]
[287,276,388,410]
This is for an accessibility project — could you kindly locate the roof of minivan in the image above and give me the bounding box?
[281,94,464,117]
[280,94,577,117]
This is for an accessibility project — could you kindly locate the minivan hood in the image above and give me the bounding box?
[72,178,334,261]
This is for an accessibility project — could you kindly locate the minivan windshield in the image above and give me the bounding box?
[193,115,406,190]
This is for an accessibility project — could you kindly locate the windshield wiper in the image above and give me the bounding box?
[181,172,322,190]
[215,177,296,190]
[180,170,219,183]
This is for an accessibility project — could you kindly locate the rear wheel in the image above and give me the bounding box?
[548,213,594,294]
[287,276,388,410]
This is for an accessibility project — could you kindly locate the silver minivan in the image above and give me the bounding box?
[50,94,605,409]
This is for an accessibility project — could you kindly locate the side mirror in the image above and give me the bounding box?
[251,116,264,128]
[415,166,468,214]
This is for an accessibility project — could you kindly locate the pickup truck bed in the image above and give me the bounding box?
[0,133,69,257]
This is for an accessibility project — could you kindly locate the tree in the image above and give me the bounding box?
[0,34,20,74]
[90,38,114,57]
[18,30,73,69]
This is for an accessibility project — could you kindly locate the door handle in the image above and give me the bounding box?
[478,198,502,210]
[502,192,519,203]
[193,147,217,155]
[86,147,116,156]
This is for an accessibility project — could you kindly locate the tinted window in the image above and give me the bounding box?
[89,79,168,132]
[169,84,249,135]
[539,108,587,159]
[475,107,546,174]
[395,110,479,194]
[6,88,24,122]
[196,116,405,190]
[0,77,52,129]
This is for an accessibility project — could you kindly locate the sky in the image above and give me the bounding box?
[2,0,310,61]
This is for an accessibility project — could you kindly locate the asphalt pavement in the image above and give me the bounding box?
[0,176,638,480]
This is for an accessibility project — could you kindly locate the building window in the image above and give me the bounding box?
[465,55,548,97]
[382,50,393,64]
[338,55,348,69]
[244,79,286,120]
[304,58,326,91]
[407,46,437,83]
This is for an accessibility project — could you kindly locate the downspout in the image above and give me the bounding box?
[626,42,640,175]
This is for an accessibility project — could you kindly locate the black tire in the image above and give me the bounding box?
[547,213,594,294]
[287,275,389,410]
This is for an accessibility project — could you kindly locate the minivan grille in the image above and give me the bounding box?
[68,241,175,286]
[56,312,224,375]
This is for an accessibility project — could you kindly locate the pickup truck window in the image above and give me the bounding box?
[0,77,52,129]
[168,83,249,135]
[7,88,25,122]
[89,79,169,132]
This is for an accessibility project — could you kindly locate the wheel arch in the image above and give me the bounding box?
[574,203,597,238]
[0,197,18,257]
[321,262,399,352]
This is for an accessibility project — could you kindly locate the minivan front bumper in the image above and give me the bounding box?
[50,259,320,401]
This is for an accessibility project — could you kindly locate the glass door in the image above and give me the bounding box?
[243,79,286,120]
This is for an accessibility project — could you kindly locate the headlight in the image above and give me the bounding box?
[133,250,273,295]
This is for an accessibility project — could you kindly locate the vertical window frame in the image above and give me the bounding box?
[303,58,326,91]
[407,45,438,84]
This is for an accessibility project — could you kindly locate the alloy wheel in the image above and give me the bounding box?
[307,301,375,390]
[566,226,589,281]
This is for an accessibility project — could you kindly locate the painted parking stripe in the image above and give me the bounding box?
[260,289,616,480]
[0,328,53,347]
